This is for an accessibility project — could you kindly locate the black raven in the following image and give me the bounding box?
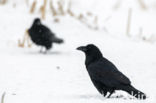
[28,18,64,53]
[77,44,146,99]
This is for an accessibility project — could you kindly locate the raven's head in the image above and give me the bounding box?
[33,18,41,25]
[77,44,101,54]
[77,44,103,65]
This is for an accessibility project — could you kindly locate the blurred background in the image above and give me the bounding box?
[0,0,156,103]
[0,0,156,43]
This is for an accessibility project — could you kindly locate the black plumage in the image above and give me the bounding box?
[77,44,146,99]
[28,18,64,52]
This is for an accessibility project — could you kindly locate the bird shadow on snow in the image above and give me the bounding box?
[25,51,68,56]
[73,94,106,100]
[72,94,137,100]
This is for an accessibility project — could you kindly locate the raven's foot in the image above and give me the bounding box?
[107,93,112,98]
[102,91,107,97]
[43,50,47,54]
[39,47,44,53]
[107,90,115,98]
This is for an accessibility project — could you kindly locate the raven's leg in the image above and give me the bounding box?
[107,90,115,98]
[40,47,43,53]
[102,91,107,97]
[44,48,50,54]
[44,47,51,54]
[44,44,52,54]
[43,48,48,54]
[43,51,47,54]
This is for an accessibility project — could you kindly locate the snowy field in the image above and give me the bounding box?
[0,0,156,103]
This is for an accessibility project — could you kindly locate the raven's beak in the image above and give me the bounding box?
[76,46,87,52]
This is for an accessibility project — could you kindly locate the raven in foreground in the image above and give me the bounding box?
[77,44,146,99]
[28,18,64,53]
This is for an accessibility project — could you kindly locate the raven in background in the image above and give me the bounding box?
[28,18,64,53]
[77,44,146,99]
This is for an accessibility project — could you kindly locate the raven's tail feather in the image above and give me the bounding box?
[123,85,146,99]
[52,37,64,44]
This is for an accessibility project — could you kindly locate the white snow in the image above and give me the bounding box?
[0,0,156,103]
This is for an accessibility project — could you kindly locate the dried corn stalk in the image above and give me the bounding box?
[67,0,74,17]
[18,29,32,48]
[126,8,132,37]
[1,92,5,103]
[138,0,147,10]
[40,0,47,19]
[0,0,7,5]
[57,0,64,15]
[49,0,57,16]
[30,0,36,14]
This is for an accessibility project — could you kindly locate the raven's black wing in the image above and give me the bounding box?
[87,58,131,88]
[38,24,55,40]
[39,25,63,43]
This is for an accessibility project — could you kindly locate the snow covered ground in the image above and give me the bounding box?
[0,0,156,103]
